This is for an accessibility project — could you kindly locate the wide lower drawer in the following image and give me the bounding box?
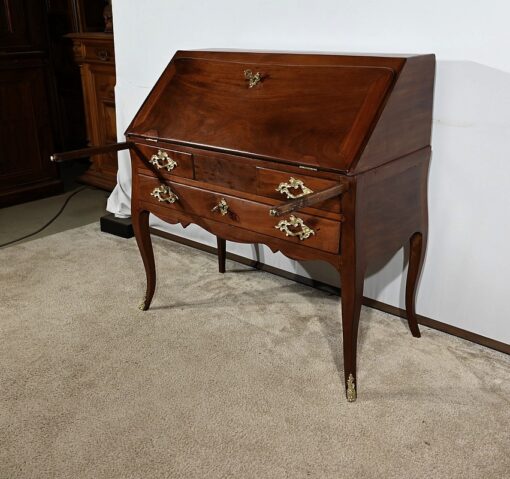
[133,143,194,180]
[138,175,341,254]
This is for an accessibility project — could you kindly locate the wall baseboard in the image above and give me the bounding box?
[150,228,510,356]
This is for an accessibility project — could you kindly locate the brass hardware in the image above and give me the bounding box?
[150,185,179,203]
[138,296,147,311]
[211,198,229,216]
[346,374,357,402]
[96,49,110,61]
[275,215,315,241]
[276,177,314,199]
[244,69,262,88]
[150,150,177,171]
[269,208,278,217]
[299,165,318,171]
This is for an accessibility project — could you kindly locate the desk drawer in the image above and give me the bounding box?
[256,167,341,213]
[134,144,194,180]
[138,175,340,254]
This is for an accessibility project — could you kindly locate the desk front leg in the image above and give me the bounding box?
[132,207,156,311]
[339,252,365,403]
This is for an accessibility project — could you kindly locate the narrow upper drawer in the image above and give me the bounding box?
[133,143,194,180]
[256,167,341,213]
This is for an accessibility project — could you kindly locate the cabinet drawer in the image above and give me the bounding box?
[137,175,340,254]
[134,144,194,180]
[256,167,341,213]
[82,42,115,63]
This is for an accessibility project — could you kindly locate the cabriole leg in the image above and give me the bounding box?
[340,259,365,402]
[405,231,427,338]
[132,208,156,311]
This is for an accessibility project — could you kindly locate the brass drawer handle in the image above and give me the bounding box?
[150,185,179,203]
[244,69,262,88]
[276,177,314,199]
[275,215,315,241]
[211,198,229,216]
[150,150,178,171]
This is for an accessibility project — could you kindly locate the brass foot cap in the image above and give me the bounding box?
[346,374,357,402]
[138,297,147,311]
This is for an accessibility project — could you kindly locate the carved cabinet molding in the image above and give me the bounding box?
[67,32,117,190]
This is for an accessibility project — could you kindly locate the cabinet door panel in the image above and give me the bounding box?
[0,0,45,51]
[0,64,56,188]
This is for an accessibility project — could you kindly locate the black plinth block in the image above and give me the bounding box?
[100,213,134,238]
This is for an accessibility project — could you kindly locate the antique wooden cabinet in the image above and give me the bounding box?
[67,32,117,190]
[0,0,62,207]
[53,50,435,401]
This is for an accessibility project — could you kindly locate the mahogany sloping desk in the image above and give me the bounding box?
[52,50,435,401]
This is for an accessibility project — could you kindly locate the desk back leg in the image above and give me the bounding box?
[132,208,156,311]
[405,231,427,337]
[217,237,226,273]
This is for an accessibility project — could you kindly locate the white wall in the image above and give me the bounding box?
[109,0,510,345]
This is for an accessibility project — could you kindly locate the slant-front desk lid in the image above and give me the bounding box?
[126,50,435,174]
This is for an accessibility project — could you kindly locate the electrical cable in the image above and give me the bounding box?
[0,186,91,248]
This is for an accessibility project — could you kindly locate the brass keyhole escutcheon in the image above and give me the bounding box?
[244,69,262,88]
[211,198,229,216]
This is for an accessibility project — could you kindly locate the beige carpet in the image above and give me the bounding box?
[0,224,509,479]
